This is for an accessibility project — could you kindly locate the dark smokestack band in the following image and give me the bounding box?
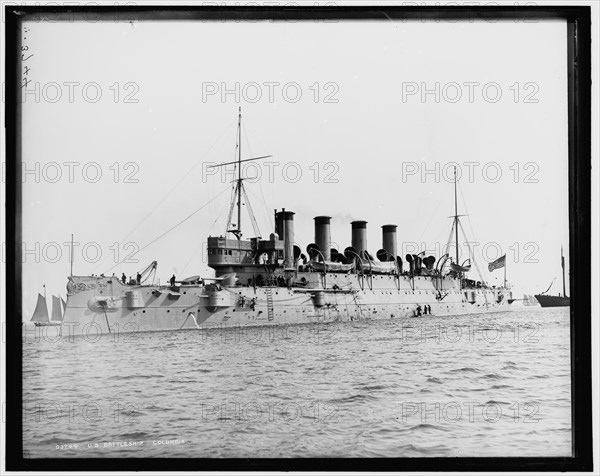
[351,220,368,254]
[382,224,397,259]
[314,216,331,261]
[276,210,295,267]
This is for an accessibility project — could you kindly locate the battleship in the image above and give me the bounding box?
[535,247,570,307]
[59,109,513,334]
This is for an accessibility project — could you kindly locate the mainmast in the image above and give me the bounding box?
[236,107,242,237]
[454,166,459,265]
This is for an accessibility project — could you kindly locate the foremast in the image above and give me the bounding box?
[209,107,272,240]
[206,108,282,276]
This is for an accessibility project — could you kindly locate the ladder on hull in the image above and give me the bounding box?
[266,288,274,321]
[351,291,363,320]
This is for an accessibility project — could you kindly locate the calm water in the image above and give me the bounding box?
[22,307,571,458]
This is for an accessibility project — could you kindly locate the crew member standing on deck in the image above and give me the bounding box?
[121,273,126,284]
[137,272,142,285]
[170,274,176,287]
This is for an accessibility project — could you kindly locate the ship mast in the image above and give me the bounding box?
[70,233,74,277]
[207,108,272,240]
[454,166,459,266]
[236,107,242,237]
[561,245,566,297]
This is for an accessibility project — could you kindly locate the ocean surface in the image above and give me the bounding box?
[22,307,572,458]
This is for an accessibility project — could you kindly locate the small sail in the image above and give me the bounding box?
[30,293,49,323]
[61,297,67,314]
[51,295,63,322]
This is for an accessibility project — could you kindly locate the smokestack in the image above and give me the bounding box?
[275,209,295,268]
[381,224,397,260]
[351,221,368,256]
[314,216,331,261]
[275,209,283,238]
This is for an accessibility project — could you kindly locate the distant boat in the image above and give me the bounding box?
[535,247,570,308]
[31,293,63,327]
[522,294,540,306]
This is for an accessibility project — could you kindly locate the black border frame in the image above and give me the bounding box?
[4,5,592,472]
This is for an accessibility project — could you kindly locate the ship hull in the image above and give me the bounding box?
[59,274,513,337]
[534,294,570,307]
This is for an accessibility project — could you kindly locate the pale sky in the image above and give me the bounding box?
[16,17,570,318]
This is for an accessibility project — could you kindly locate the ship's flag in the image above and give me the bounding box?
[488,254,506,272]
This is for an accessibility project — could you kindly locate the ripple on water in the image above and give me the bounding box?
[482,373,504,380]
[449,367,479,373]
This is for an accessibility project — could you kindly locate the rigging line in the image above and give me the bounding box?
[242,119,275,231]
[418,180,453,244]
[244,186,273,234]
[458,220,487,285]
[444,218,456,259]
[430,222,450,252]
[257,179,275,231]
[542,278,555,294]
[208,132,238,226]
[241,184,261,237]
[103,186,231,274]
[120,117,237,244]
[208,190,233,236]
[457,180,480,251]
[180,241,203,277]
[457,182,493,287]
[225,181,238,235]
[215,121,239,228]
